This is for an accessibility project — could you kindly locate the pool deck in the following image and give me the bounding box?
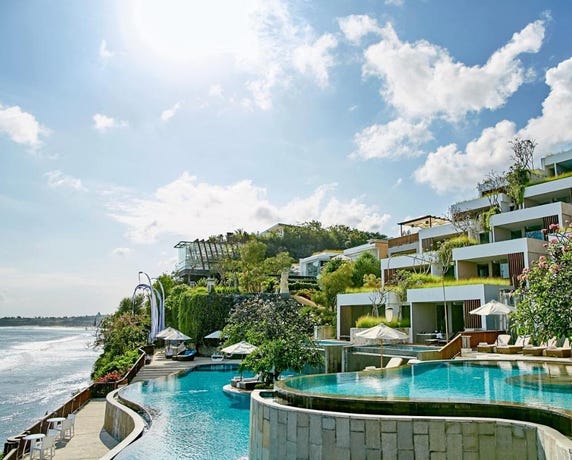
[46,352,240,460]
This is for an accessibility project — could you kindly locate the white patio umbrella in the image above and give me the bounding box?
[156,327,179,339]
[355,324,409,367]
[469,300,515,316]
[204,330,223,340]
[220,341,257,355]
[163,329,191,342]
[470,300,515,331]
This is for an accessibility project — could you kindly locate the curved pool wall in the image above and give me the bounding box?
[249,359,572,459]
[250,390,572,459]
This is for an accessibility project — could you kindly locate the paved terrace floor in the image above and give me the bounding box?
[50,351,239,459]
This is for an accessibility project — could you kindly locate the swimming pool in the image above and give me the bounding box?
[116,364,250,460]
[276,360,572,434]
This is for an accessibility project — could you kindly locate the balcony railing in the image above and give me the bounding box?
[388,233,419,248]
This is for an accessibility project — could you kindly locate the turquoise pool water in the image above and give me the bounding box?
[116,364,250,460]
[284,361,572,411]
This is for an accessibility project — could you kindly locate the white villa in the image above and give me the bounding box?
[337,149,572,342]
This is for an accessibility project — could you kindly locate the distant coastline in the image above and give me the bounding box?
[0,315,105,328]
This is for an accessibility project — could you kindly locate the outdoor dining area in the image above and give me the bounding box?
[20,414,75,459]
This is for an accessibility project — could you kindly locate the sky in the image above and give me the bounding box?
[2,0,572,317]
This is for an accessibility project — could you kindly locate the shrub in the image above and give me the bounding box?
[356,314,410,328]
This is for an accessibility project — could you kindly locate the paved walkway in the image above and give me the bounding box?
[54,400,118,460]
[50,351,239,459]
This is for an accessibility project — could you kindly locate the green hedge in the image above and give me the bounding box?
[177,292,236,347]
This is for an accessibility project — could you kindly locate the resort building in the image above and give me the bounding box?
[338,149,572,342]
[174,239,240,282]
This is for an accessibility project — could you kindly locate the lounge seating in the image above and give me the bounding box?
[211,351,224,362]
[477,334,510,353]
[522,338,556,356]
[476,342,495,353]
[544,338,571,358]
[172,349,197,361]
[495,336,530,354]
[385,357,404,368]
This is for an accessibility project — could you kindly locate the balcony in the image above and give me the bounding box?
[388,233,419,255]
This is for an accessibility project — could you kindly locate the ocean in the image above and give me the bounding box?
[0,327,100,444]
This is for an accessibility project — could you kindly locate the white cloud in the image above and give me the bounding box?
[351,118,433,160]
[160,102,182,122]
[363,20,545,121]
[111,247,132,257]
[414,55,572,194]
[99,39,114,60]
[45,170,87,191]
[521,57,572,153]
[338,14,382,45]
[414,120,516,194]
[292,33,338,88]
[92,113,128,132]
[106,173,391,243]
[0,104,49,148]
[209,84,224,98]
[385,0,404,5]
[393,178,402,188]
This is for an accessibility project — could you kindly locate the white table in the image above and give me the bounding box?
[23,433,45,459]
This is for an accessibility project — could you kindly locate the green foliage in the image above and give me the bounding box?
[315,262,354,309]
[223,295,322,383]
[299,304,336,326]
[92,311,148,379]
[177,291,235,347]
[355,314,410,328]
[261,221,386,259]
[352,252,381,286]
[92,349,140,380]
[513,231,572,344]
[362,274,381,288]
[164,284,193,327]
[505,137,536,207]
[436,235,478,270]
[480,206,501,232]
[288,281,319,292]
[320,257,346,276]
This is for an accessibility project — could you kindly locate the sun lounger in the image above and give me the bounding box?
[495,336,530,354]
[211,351,224,362]
[385,357,404,368]
[544,338,571,358]
[477,334,510,353]
[172,349,197,361]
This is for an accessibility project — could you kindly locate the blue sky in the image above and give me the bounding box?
[2,1,572,316]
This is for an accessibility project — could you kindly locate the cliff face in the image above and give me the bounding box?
[0,315,105,327]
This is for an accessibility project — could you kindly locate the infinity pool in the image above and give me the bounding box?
[281,360,572,411]
[116,364,250,460]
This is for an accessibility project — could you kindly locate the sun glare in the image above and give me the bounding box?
[124,0,262,67]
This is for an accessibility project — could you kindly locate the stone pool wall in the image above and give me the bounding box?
[250,391,572,459]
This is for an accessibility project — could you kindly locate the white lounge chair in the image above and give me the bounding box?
[385,357,404,369]
[211,351,224,362]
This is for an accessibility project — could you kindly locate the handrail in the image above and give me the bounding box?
[438,331,502,359]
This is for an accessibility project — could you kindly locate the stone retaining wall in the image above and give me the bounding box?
[250,391,572,459]
[101,389,146,460]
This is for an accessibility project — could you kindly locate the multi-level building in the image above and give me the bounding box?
[338,149,572,342]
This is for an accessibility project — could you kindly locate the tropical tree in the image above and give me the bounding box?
[223,295,322,384]
[352,252,381,286]
[314,261,354,309]
[512,227,572,344]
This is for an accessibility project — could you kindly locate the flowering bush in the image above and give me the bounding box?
[96,370,123,383]
[513,227,572,344]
